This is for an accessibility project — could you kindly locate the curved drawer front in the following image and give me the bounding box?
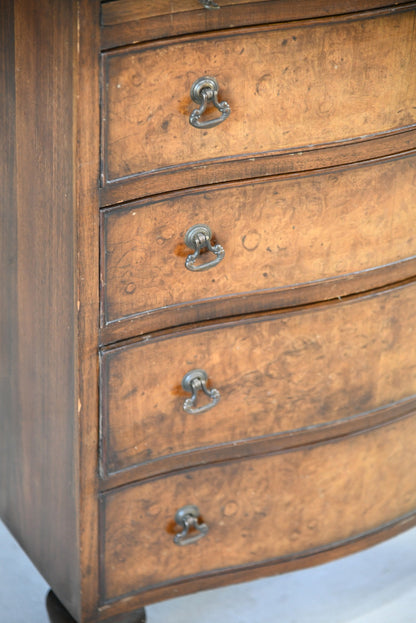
[101,413,416,602]
[102,154,416,328]
[100,283,416,476]
[100,1,406,48]
[102,8,416,185]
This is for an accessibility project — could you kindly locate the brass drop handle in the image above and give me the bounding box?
[184,224,224,272]
[182,369,220,415]
[189,76,230,129]
[173,505,209,546]
[199,0,220,8]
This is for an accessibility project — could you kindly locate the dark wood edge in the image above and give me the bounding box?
[101,278,416,352]
[96,508,416,616]
[100,256,416,344]
[99,397,416,489]
[99,129,416,207]
[101,125,416,190]
[75,0,102,619]
[100,0,414,49]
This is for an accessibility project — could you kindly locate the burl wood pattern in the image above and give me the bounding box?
[103,154,416,325]
[102,8,416,184]
[101,282,416,475]
[101,413,416,601]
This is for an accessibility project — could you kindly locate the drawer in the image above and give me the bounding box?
[101,154,416,332]
[100,413,416,602]
[101,8,416,189]
[100,282,416,478]
[100,0,405,48]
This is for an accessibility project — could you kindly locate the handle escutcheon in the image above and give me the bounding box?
[173,504,209,546]
[182,369,220,415]
[184,224,224,272]
[189,76,230,129]
[199,0,220,8]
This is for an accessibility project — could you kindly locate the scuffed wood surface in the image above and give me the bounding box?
[102,154,416,326]
[102,0,255,25]
[101,282,416,475]
[102,9,416,184]
[101,412,416,600]
[100,1,412,49]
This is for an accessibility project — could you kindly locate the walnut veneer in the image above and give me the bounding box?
[1,1,416,622]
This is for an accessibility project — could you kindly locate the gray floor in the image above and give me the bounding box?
[0,520,415,623]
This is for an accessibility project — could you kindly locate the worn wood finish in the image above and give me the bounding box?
[0,1,102,622]
[101,0,411,48]
[98,513,416,620]
[101,257,416,344]
[2,2,416,622]
[101,282,416,477]
[102,153,416,329]
[101,412,416,602]
[102,8,416,187]
[102,0,256,24]
[100,126,416,208]
[100,395,416,490]
[75,1,102,620]
[0,0,18,550]
[0,0,81,618]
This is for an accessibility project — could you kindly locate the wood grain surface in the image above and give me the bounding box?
[101,282,416,476]
[100,0,412,49]
[2,2,416,622]
[101,412,416,602]
[0,0,81,618]
[100,127,416,209]
[102,154,416,327]
[102,8,416,185]
[0,1,103,621]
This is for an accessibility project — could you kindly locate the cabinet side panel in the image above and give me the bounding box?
[0,0,81,618]
[0,0,18,525]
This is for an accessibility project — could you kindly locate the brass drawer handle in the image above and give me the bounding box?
[182,369,220,415]
[189,76,230,129]
[184,224,224,272]
[199,0,220,7]
[173,505,209,546]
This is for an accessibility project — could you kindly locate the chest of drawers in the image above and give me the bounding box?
[1,1,416,622]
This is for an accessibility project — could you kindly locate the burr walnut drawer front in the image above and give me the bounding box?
[100,413,416,603]
[101,154,416,332]
[100,282,416,479]
[101,8,416,187]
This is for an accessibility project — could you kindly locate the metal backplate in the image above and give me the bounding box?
[190,76,219,105]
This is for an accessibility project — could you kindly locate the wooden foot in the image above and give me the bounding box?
[46,590,146,623]
[46,591,76,622]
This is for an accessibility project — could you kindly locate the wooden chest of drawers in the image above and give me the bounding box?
[1,1,416,622]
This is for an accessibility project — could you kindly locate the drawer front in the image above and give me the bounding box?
[102,0,257,24]
[102,9,416,185]
[100,283,416,476]
[100,1,405,48]
[102,155,416,327]
[101,413,416,601]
